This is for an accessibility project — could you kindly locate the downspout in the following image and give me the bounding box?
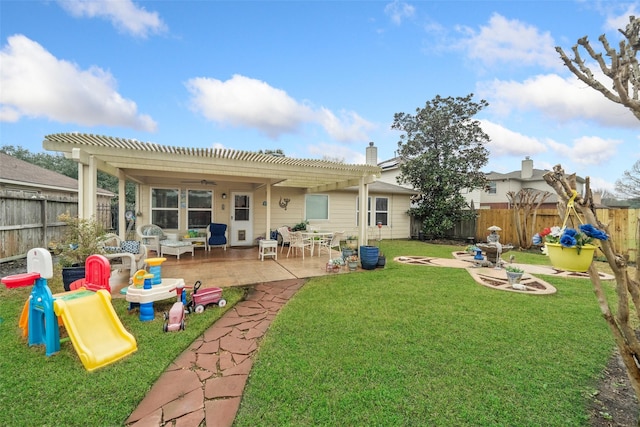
[358,176,369,246]
[265,182,272,240]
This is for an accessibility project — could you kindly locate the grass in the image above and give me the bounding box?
[234,240,617,426]
[0,240,621,426]
[0,273,245,426]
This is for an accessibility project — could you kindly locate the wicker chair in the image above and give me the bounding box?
[102,233,148,282]
[277,226,291,253]
[136,224,166,255]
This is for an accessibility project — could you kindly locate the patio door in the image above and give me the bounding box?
[230,192,253,246]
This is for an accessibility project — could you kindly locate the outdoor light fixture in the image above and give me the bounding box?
[221,193,227,199]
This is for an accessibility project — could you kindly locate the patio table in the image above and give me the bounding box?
[301,231,333,257]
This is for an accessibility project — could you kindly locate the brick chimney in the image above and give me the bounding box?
[521,157,533,179]
[366,141,377,166]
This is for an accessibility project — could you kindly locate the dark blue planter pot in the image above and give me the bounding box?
[342,248,355,259]
[360,245,379,270]
[62,266,85,291]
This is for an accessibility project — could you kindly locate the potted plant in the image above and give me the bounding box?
[346,255,359,271]
[377,251,386,268]
[345,235,358,250]
[504,265,524,286]
[291,220,309,232]
[331,257,344,272]
[532,224,608,272]
[57,213,108,291]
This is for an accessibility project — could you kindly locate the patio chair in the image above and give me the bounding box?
[287,231,313,259]
[102,233,148,282]
[277,226,291,253]
[208,223,227,251]
[318,231,345,259]
[136,224,166,255]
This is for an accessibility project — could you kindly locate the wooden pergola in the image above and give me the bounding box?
[43,133,381,245]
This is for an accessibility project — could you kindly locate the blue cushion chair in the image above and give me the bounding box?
[208,223,228,251]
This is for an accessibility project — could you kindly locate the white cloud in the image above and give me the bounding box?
[57,0,167,38]
[308,142,366,164]
[0,35,157,131]
[316,108,376,142]
[480,119,547,157]
[604,5,640,34]
[186,74,374,142]
[478,73,640,128]
[459,13,561,70]
[547,135,621,165]
[384,1,415,25]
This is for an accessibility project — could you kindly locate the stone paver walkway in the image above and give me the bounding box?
[125,278,305,427]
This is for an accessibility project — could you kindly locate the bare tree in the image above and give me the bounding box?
[556,16,640,119]
[616,159,640,199]
[557,17,640,417]
[544,166,640,416]
[506,189,552,249]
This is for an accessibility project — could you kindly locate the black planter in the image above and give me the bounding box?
[62,266,85,291]
[377,256,386,268]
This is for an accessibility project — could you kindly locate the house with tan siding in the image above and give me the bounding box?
[42,134,414,246]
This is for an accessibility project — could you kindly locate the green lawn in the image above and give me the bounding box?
[234,240,615,426]
[0,240,617,426]
[0,274,245,426]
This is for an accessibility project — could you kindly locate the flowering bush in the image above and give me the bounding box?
[533,224,608,254]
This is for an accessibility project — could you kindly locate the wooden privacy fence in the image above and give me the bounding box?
[0,194,113,262]
[475,208,640,260]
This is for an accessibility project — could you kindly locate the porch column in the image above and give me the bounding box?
[73,148,97,220]
[118,170,126,238]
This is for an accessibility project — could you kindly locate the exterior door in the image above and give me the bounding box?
[230,192,253,246]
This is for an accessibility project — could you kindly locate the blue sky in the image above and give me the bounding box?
[1,1,639,193]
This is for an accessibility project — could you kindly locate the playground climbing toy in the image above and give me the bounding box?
[1,248,137,371]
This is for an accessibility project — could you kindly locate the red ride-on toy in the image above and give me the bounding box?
[163,301,185,332]
[188,281,226,313]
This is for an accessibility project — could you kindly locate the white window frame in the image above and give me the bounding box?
[374,197,389,226]
[151,187,180,229]
[187,189,213,229]
[305,194,329,220]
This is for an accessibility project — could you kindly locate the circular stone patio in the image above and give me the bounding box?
[394,251,614,295]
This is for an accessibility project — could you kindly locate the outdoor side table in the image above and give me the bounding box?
[259,239,278,261]
[160,240,194,259]
[183,236,208,251]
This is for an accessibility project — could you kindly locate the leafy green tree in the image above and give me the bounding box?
[1,145,77,178]
[257,149,285,157]
[392,94,490,238]
[0,145,135,206]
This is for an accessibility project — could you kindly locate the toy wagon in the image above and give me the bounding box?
[188,280,226,313]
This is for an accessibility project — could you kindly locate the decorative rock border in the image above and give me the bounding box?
[395,252,614,295]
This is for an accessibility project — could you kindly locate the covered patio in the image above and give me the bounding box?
[42,133,382,248]
[110,245,361,294]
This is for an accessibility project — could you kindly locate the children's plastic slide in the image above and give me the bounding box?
[53,289,137,372]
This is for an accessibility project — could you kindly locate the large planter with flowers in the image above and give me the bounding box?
[534,223,607,273]
[546,242,596,272]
